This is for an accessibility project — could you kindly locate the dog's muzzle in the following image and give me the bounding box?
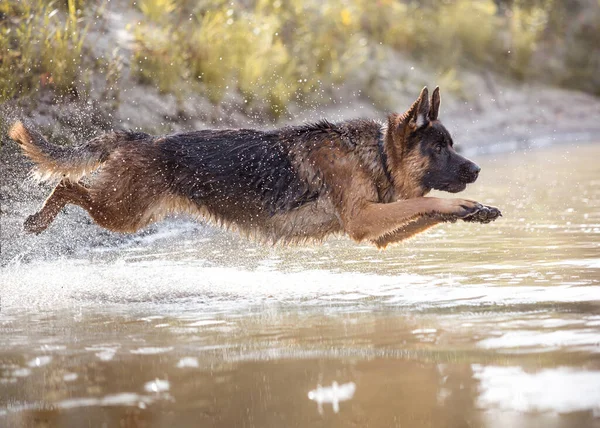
[459,162,481,184]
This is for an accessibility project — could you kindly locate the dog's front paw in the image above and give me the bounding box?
[462,204,502,223]
[436,198,482,219]
[432,199,501,224]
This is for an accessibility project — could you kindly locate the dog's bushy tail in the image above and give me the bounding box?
[8,121,146,182]
[8,121,101,182]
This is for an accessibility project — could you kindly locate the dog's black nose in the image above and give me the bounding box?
[460,162,480,183]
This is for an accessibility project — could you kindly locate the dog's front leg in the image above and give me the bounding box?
[372,201,502,248]
[371,216,442,248]
[344,197,500,243]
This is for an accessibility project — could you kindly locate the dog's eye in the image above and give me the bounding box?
[435,144,443,154]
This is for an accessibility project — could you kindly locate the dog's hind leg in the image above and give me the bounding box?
[25,179,161,234]
[24,179,131,234]
[24,179,143,234]
[24,180,87,234]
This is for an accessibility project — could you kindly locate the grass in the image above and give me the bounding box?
[131,0,557,117]
[0,0,89,101]
[1,0,598,116]
[132,1,369,116]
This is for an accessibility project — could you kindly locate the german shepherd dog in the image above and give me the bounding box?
[9,87,500,248]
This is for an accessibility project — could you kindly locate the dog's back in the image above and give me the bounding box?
[158,129,318,218]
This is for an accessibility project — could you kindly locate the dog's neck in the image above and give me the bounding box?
[380,124,428,200]
[377,127,394,187]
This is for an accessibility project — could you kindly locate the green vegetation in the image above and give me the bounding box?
[131,0,599,116]
[132,0,371,116]
[1,0,599,115]
[0,0,89,101]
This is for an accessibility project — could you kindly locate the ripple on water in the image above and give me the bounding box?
[477,329,600,353]
[27,356,52,367]
[144,379,170,393]
[176,357,199,368]
[2,259,599,314]
[130,347,174,355]
[473,365,600,414]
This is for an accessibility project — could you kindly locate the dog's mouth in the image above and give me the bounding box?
[436,182,467,193]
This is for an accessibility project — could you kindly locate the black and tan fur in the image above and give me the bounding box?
[8,87,500,248]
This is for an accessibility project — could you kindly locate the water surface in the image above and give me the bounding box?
[1,143,600,427]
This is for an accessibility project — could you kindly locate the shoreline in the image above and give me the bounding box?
[461,128,600,157]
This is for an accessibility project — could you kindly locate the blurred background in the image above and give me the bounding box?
[0,0,599,144]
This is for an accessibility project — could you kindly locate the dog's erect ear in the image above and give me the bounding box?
[400,87,430,129]
[429,86,440,121]
[415,87,430,128]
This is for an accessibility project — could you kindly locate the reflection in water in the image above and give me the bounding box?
[144,379,170,393]
[308,382,356,414]
[1,144,600,427]
[473,366,600,414]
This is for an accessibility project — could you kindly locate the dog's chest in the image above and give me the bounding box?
[376,180,396,204]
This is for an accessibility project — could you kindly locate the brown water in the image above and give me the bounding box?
[1,143,600,428]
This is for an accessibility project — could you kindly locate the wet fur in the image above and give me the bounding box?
[9,87,501,248]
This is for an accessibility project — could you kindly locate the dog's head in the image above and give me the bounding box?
[386,87,480,197]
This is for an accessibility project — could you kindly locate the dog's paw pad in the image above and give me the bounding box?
[463,205,502,223]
